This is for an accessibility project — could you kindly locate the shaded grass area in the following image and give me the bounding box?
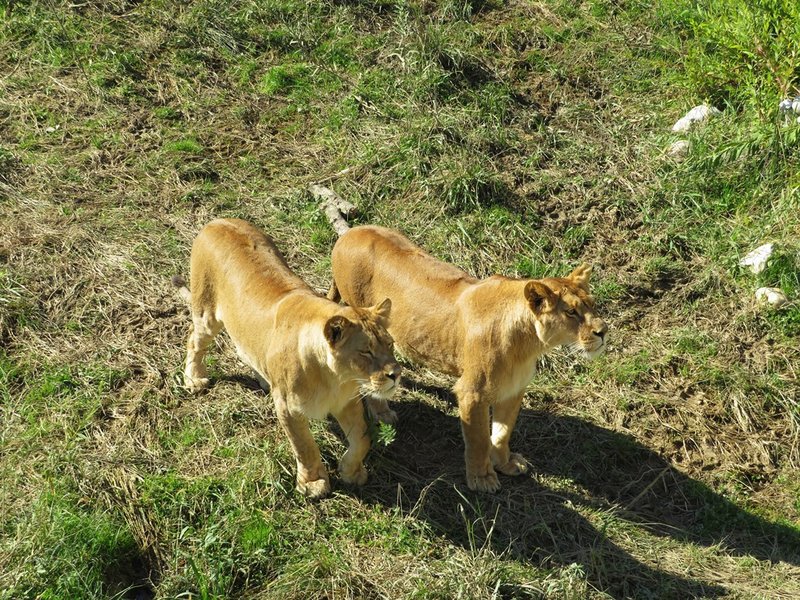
[1,0,799,598]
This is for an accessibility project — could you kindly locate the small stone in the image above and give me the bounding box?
[755,287,787,309]
[668,140,690,158]
[672,104,721,132]
[739,243,774,274]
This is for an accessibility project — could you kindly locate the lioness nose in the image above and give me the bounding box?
[386,365,401,381]
[594,322,608,338]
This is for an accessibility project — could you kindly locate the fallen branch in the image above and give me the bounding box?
[309,182,356,236]
[622,466,670,511]
[311,166,354,186]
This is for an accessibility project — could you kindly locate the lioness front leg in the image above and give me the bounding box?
[274,393,331,499]
[490,395,529,476]
[334,398,371,486]
[457,388,500,492]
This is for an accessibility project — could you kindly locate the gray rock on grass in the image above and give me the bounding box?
[672,104,721,132]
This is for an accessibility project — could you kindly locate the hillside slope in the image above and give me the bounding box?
[1,1,798,598]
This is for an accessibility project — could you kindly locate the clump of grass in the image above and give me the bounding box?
[747,245,800,336]
[662,0,800,115]
[431,159,509,214]
[1,491,147,599]
[259,63,311,96]
[757,246,800,298]
[165,138,204,154]
[153,106,182,121]
[0,148,18,183]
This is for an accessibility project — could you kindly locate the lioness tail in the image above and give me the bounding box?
[172,275,192,304]
[327,280,341,302]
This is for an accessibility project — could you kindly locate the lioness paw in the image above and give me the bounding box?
[373,407,398,425]
[467,471,501,493]
[367,397,398,425]
[495,452,529,476]
[185,376,210,393]
[339,463,368,486]
[297,477,332,500]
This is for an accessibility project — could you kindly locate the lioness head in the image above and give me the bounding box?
[524,264,608,359]
[323,298,401,398]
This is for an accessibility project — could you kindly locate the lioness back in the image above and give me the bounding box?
[330,225,475,374]
[190,219,310,331]
[179,219,401,499]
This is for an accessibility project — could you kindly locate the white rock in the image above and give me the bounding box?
[779,98,793,113]
[668,140,690,157]
[793,99,800,115]
[755,287,787,308]
[739,243,774,274]
[672,104,721,132]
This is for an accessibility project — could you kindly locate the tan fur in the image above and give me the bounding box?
[178,219,400,499]
[329,225,608,492]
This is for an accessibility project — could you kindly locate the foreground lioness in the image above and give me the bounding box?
[329,225,608,492]
[178,219,400,499]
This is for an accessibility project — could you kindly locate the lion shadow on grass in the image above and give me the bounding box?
[355,376,800,598]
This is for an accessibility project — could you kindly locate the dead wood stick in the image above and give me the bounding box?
[308,183,356,217]
[622,466,670,511]
[309,183,357,236]
[320,201,351,236]
[311,166,353,186]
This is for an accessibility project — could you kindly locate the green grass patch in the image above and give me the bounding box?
[606,349,653,386]
[166,138,205,154]
[663,0,800,114]
[259,63,311,96]
[2,491,144,600]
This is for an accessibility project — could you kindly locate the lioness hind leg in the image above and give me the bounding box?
[366,396,398,425]
[334,399,370,486]
[184,312,221,392]
[296,474,331,499]
[493,452,529,476]
[490,396,529,477]
[273,393,331,500]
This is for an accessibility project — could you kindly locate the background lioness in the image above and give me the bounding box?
[179,219,400,499]
[329,225,608,493]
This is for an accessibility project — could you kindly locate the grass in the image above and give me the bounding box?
[1,0,799,598]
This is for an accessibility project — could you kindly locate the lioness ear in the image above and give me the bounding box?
[524,281,555,314]
[373,298,392,320]
[569,263,592,291]
[324,315,354,348]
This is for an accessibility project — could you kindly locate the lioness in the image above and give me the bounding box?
[177,219,400,499]
[329,225,607,493]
